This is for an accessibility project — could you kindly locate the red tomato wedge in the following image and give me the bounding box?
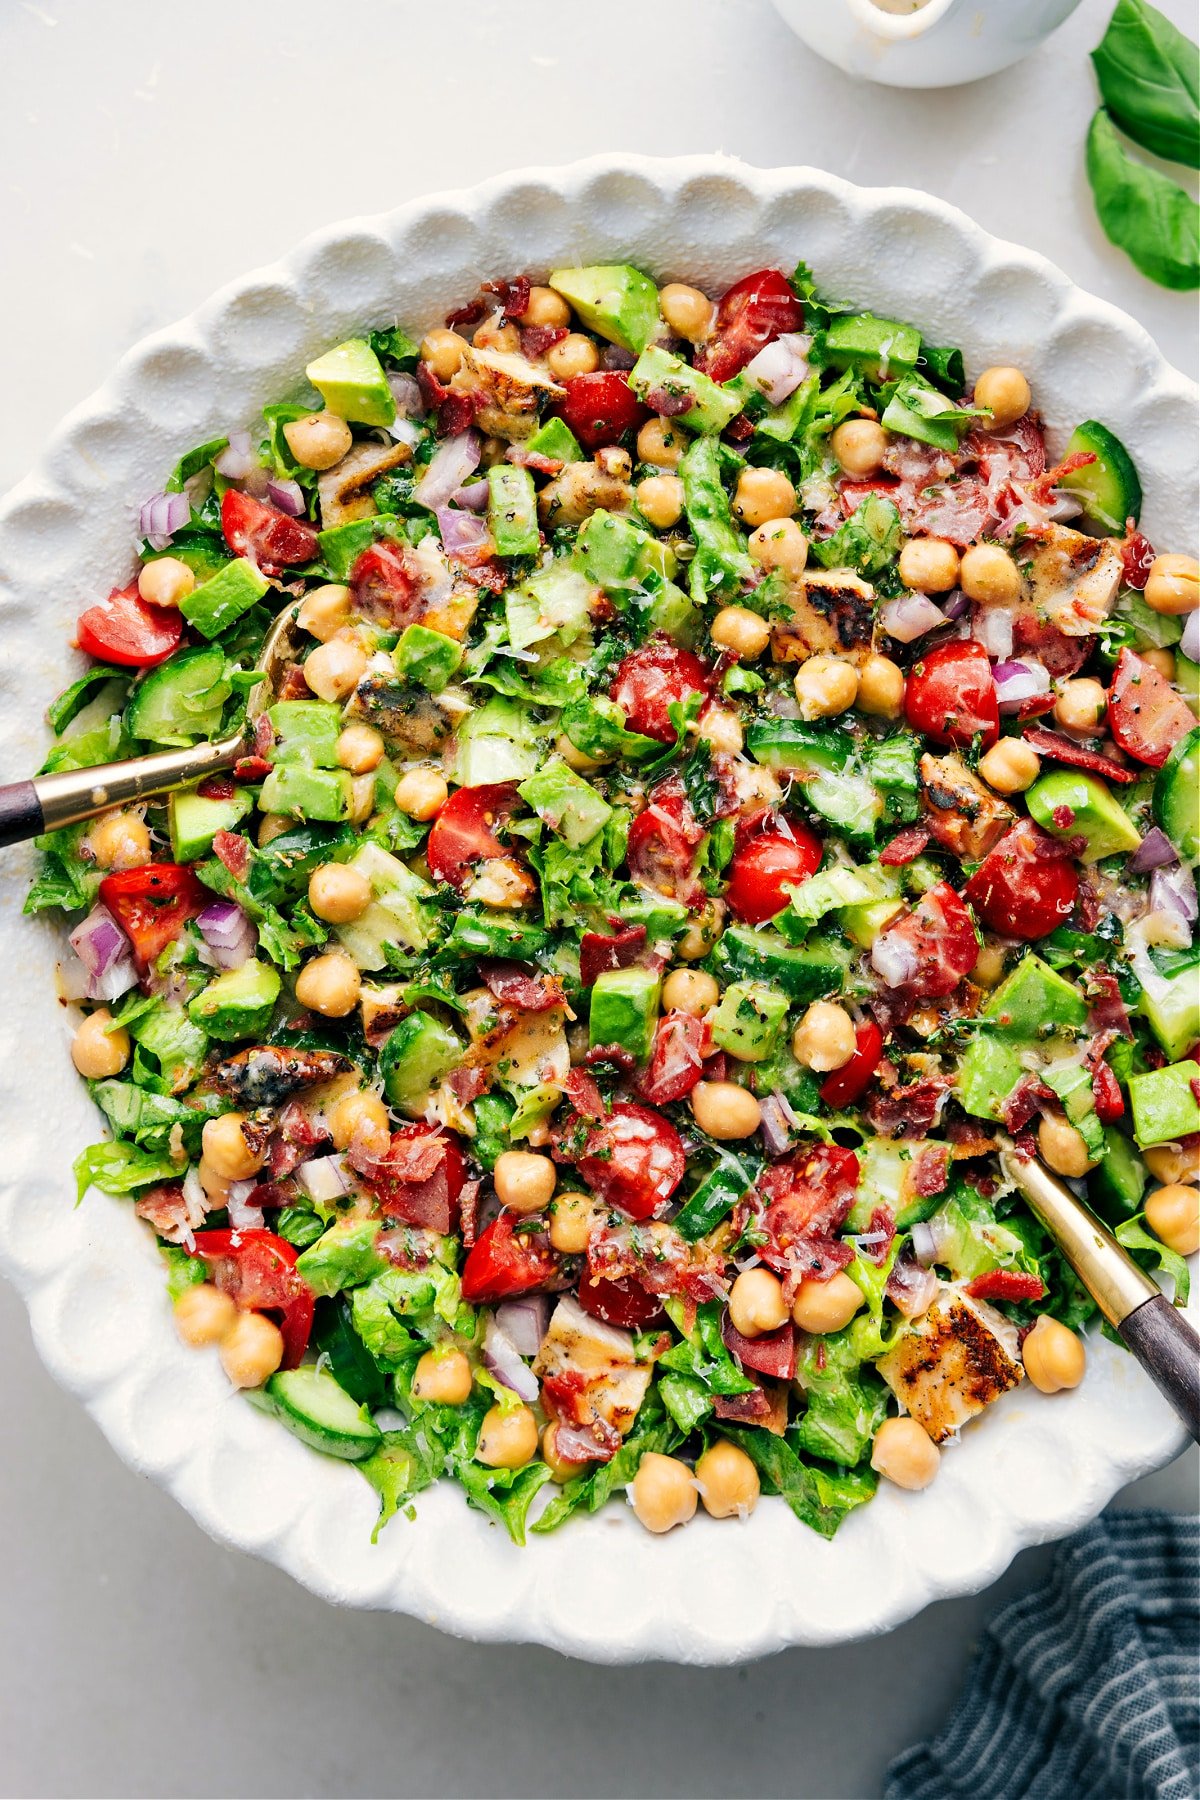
[220,488,318,576]
[904,639,999,750]
[872,882,979,999]
[98,863,209,968]
[625,779,706,905]
[636,1012,707,1104]
[758,1144,860,1282]
[724,822,822,923]
[190,1228,315,1368]
[1107,648,1195,769]
[964,823,1080,941]
[556,371,648,451]
[349,541,422,627]
[609,638,712,743]
[460,1213,558,1305]
[819,1021,884,1109]
[576,1274,665,1331]
[77,583,184,668]
[1021,728,1138,784]
[574,1101,685,1221]
[695,268,804,385]
[424,781,522,891]
[722,1315,797,1381]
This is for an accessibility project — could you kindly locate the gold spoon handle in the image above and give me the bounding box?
[0,736,241,846]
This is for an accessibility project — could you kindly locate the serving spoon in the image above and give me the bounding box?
[0,602,303,848]
[1000,1143,1199,1443]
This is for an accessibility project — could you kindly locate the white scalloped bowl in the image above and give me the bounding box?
[0,157,1194,1665]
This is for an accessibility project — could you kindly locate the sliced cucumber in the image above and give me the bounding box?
[744,721,883,849]
[1057,420,1142,535]
[1153,724,1200,865]
[125,644,232,747]
[262,1364,382,1461]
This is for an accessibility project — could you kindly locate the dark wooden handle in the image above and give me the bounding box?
[0,780,45,847]
[1119,1294,1200,1444]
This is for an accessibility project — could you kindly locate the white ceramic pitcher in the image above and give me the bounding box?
[771,0,1085,88]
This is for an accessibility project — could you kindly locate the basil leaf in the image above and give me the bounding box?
[1086,109,1200,291]
[1091,0,1200,170]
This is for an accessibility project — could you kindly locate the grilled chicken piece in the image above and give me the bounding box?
[404,535,482,641]
[920,752,1015,860]
[347,676,470,753]
[538,458,633,528]
[460,991,570,1089]
[464,856,537,910]
[1023,525,1122,636]
[533,1295,652,1435]
[770,568,876,665]
[317,439,412,528]
[877,1286,1024,1442]
[213,1046,352,1108]
[452,344,565,442]
[359,982,409,1049]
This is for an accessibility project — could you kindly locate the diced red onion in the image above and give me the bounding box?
[266,477,305,516]
[388,371,425,418]
[993,658,1051,713]
[413,430,481,510]
[1150,862,1198,924]
[871,928,919,988]
[137,488,190,551]
[974,604,1015,660]
[435,505,491,559]
[552,1422,607,1464]
[70,904,129,979]
[494,1294,550,1357]
[294,1154,353,1205]
[889,1257,938,1318]
[1182,610,1199,665]
[450,480,489,513]
[600,345,636,371]
[910,1222,939,1267]
[941,588,969,621]
[227,1180,265,1232]
[482,1316,540,1404]
[197,901,257,971]
[880,593,945,643]
[741,333,812,405]
[759,1094,794,1159]
[214,431,256,481]
[1129,827,1179,873]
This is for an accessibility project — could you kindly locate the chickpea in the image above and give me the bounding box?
[792,1001,856,1073]
[328,1089,391,1158]
[699,706,743,755]
[542,1422,593,1483]
[555,732,608,774]
[695,1440,760,1520]
[282,411,353,471]
[972,941,1009,988]
[677,898,725,962]
[898,537,960,594]
[857,653,905,720]
[71,1009,131,1079]
[474,316,520,355]
[219,1311,285,1389]
[173,1282,238,1348]
[1038,1111,1097,1178]
[1142,648,1177,681]
[394,768,448,821]
[202,1112,267,1182]
[546,333,600,381]
[304,637,367,703]
[734,466,796,529]
[197,1158,232,1206]
[636,474,685,530]
[549,1190,603,1255]
[711,605,770,660]
[295,951,361,1018]
[596,445,632,481]
[691,1080,762,1140]
[87,810,151,871]
[1145,1141,1200,1186]
[1054,678,1108,737]
[296,583,352,642]
[748,516,809,576]
[831,418,888,477]
[979,737,1040,795]
[1144,553,1199,617]
[494,1150,556,1216]
[637,416,688,468]
[137,555,195,608]
[336,723,384,774]
[524,285,571,329]
[659,282,714,342]
[960,542,1021,607]
[1145,1184,1200,1257]
[629,1452,697,1534]
[974,366,1031,432]
[308,861,372,924]
[662,968,719,1017]
[728,1268,789,1338]
[476,1402,539,1469]
[412,1348,474,1406]
[791,1271,865,1335]
[1022,1315,1087,1394]
[870,1416,940,1490]
[257,813,292,847]
[794,655,859,721]
[419,327,468,382]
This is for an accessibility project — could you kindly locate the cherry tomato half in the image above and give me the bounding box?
[636,1012,707,1105]
[556,372,648,452]
[350,541,421,627]
[425,781,522,891]
[221,488,318,576]
[190,1228,315,1368]
[724,823,822,924]
[624,780,706,905]
[76,583,184,668]
[904,639,999,751]
[872,881,979,999]
[98,862,210,968]
[819,1021,884,1109]
[460,1213,558,1305]
[574,1101,685,1221]
[609,638,712,744]
[963,823,1079,941]
[1107,648,1195,769]
[695,268,804,385]
[357,1123,467,1234]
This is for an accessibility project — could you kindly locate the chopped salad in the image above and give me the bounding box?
[30,259,1200,1544]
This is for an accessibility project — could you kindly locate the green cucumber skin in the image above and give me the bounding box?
[1153,725,1200,865]
[263,1367,382,1461]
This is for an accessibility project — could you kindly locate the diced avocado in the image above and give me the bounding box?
[709,980,789,1063]
[1042,1057,1105,1158]
[258,762,352,822]
[486,465,539,557]
[295,1219,388,1295]
[1138,949,1200,1062]
[576,510,665,590]
[1026,770,1142,862]
[267,699,342,768]
[169,783,254,862]
[629,346,742,436]
[1128,1060,1200,1148]
[334,841,436,969]
[839,897,907,949]
[1090,1127,1147,1222]
[778,864,881,938]
[453,696,542,784]
[188,959,280,1041]
[317,517,388,579]
[639,573,701,648]
[379,1011,463,1116]
[1153,725,1199,866]
[441,909,551,963]
[125,644,232,747]
[518,760,612,848]
[260,1365,382,1462]
[392,623,463,695]
[957,1032,1028,1123]
[180,557,270,640]
[524,416,584,465]
[823,314,921,382]
[506,562,596,652]
[305,338,395,429]
[981,953,1089,1038]
[1057,420,1142,534]
[589,966,661,1062]
[615,893,690,941]
[547,265,660,355]
[709,924,851,1002]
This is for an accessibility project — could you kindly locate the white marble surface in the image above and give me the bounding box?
[0,2,1195,1794]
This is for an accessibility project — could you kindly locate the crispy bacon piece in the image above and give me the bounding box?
[866,1076,950,1140]
[880,824,932,866]
[964,1269,1046,1304]
[579,924,648,988]
[564,1067,605,1121]
[352,1127,465,1234]
[211,829,251,883]
[483,274,532,321]
[1085,970,1133,1039]
[1121,530,1156,590]
[1000,1076,1056,1134]
[136,1180,206,1244]
[445,296,487,330]
[1022,728,1138,785]
[520,324,567,360]
[267,1103,331,1178]
[479,961,564,1013]
[910,1142,951,1198]
[713,1377,788,1434]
